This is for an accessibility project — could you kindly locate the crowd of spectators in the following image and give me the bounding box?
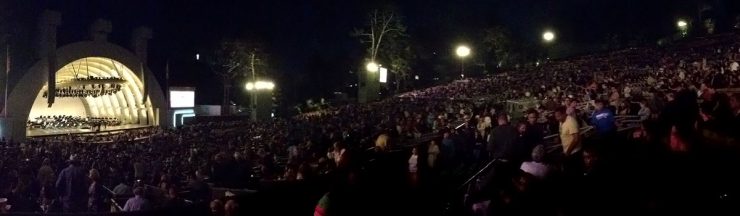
[1,33,740,215]
[314,33,740,215]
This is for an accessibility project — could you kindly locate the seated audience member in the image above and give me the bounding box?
[210,199,224,216]
[519,145,550,179]
[112,178,133,197]
[162,187,186,210]
[122,187,149,212]
[224,199,240,216]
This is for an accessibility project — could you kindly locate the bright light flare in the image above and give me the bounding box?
[246,81,275,91]
[366,62,379,72]
[677,20,688,28]
[456,45,471,57]
[543,31,555,42]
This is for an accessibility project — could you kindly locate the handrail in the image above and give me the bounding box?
[456,159,497,191]
[542,125,593,149]
[102,185,124,211]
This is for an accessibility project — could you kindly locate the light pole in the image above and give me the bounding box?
[455,45,470,78]
[245,80,275,121]
[542,31,556,59]
[677,19,688,36]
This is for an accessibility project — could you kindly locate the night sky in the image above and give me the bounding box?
[4,0,740,105]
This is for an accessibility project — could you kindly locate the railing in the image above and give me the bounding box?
[457,159,498,192]
[102,185,124,212]
[543,125,594,154]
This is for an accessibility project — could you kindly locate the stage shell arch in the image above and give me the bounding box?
[2,41,167,139]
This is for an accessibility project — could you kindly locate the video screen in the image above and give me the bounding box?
[170,90,195,108]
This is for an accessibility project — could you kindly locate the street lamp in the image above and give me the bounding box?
[245,80,275,91]
[456,45,471,78]
[245,80,275,121]
[366,62,379,72]
[542,31,555,42]
[677,20,688,28]
[677,19,689,37]
[456,46,471,57]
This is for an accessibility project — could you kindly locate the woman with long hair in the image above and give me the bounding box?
[87,168,108,212]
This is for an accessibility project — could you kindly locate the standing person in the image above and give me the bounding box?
[555,107,582,176]
[473,131,486,162]
[489,115,517,162]
[514,122,537,164]
[87,169,107,212]
[591,100,617,138]
[525,110,545,144]
[637,100,652,121]
[55,155,87,213]
[332,142,348,169]
[441,131,456,166]
[408,147,419,187]
[133,159,144,181]
[427,140,440,169]
[37,158,55,188]
[487,114,519,181]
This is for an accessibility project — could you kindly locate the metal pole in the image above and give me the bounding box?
[250,52,257,120]
[460,58,465,78]
[4,43,9,118]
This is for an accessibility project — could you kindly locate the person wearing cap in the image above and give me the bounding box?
[55,155,87,213]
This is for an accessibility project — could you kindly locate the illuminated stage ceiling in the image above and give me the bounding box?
[32,57,153,124]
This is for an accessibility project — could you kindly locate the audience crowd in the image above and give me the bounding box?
[1,33,740,215]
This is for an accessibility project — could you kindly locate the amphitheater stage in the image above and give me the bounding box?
[26,124,152,137]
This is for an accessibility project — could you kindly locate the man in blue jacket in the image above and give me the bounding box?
[591,100,617,137]
[55,155,87,213]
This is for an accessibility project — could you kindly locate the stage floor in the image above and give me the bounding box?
[27,124,151,137]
